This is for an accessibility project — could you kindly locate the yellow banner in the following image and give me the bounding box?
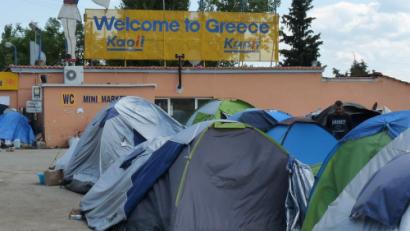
[84,10,279,62]
[0,72,18,90]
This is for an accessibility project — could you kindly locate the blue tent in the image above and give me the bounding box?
[228,109,292,132]
[266,109,292,122]
[0,111,35,145]
[267,117,337,165]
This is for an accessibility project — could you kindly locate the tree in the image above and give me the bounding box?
[0,24,28,69]
[75,22,85,65]
[349,59,369,77]
[201,0,280,12]
[121,0,189,11]
[42,18,65,65]
[332,68,345,78]
[0,18,65,69]
[280,0,323,66]
[332,59,382,78]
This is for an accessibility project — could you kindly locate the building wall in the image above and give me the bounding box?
[9,66,410,147]
[83,72,410,114]
[0,91,18,108]
[84,71,324,113]
[319,78,410,112]
[16,73,63,109]
[42,86,156,147]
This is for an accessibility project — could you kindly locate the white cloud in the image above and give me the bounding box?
[378,0,410,13]
[311,1,410,82]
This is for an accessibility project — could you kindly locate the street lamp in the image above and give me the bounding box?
[5,42,17,65]
[29,22,42,62]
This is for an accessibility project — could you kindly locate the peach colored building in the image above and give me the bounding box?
[3,65,410,147]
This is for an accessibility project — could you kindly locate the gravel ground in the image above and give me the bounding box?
[0,149,89,231]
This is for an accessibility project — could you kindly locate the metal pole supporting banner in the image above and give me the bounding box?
[176,54,185,91]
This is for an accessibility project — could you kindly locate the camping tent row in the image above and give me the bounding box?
[54,97,394,230]
[56,96,184,194]
[80,120,314,231]
[188,106,410,230]
[227,109,337,165]
[190,101,337,165]
[57,98,377,195]
[302,110,410,231]
[188,100,385,166]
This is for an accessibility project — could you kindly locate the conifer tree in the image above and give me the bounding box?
[280,0,322,66]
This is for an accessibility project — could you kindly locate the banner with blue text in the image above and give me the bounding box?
[85,10,279,62]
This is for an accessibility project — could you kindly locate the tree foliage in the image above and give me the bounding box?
[0,18,65,70]
[42,18,66,65]
[280,0,322,66]
[349,59,369,77]
[121,0,189,10]
[332,59,382,77]
[201,0,280,12]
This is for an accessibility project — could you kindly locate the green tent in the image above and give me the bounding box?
[302,111,410,231]
[186,99,254,126]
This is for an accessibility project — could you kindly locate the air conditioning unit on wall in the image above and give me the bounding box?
[64,66,84,85]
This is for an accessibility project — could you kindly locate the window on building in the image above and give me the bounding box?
[197,98,212,109]
[170,99,195,124]
[155,98,169,113]
[155,97,213,124]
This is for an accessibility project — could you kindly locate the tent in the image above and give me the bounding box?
[266,118,337,165]
[80,121,314,231]
[228,108,292,132]
[0,104,8,114]
[186,99,254,126]
[350,154,410,229]
[55,136,80,170]
[313,101,380,129]
[0,111,35,145]
[61,96,183,194]
[266,109,293,122]
[302,110,410,231]
[309,128,410,231]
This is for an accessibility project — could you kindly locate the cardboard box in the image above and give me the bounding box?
[44,169,63,186]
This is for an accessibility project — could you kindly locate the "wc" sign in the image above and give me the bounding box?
[61,93,76,106]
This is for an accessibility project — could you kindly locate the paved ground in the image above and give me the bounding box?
[0,149,89,231]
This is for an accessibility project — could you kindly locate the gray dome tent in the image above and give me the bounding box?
[60,96,183,194]
[80,120,314,231]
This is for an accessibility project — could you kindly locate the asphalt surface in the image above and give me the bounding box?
[0,149,89,231]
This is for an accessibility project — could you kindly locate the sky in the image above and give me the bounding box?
[1,0,409,82]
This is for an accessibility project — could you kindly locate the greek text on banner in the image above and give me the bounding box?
[84,10,279,62]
